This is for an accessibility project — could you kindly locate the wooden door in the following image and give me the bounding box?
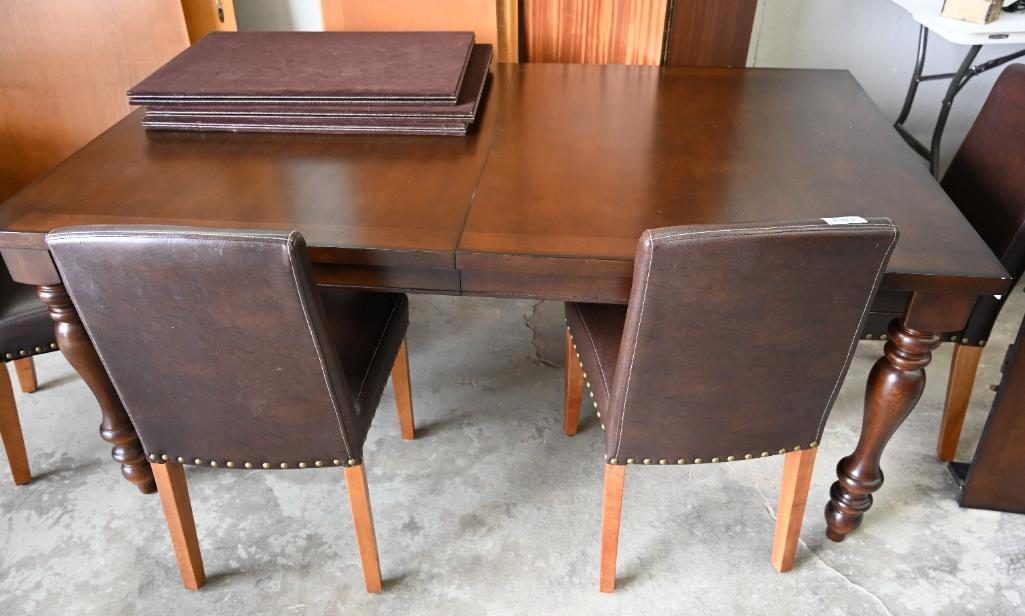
[522,0,668,65]
[664,0,758,67]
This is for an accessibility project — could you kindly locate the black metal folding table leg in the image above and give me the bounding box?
[929,45,981,178]
[895,25,928,127]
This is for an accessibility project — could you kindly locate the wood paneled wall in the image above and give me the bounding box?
[664,0,758,67]
[522,0,668,65]
[0,1,189,203]
[320,0,519,63]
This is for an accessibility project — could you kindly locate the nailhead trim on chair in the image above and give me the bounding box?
[568,326,823,467]
[870,332,987,347]
[944,334,987,346]
[603,441,819,465]
[147,454,361,467]
[569,329,606,429]
[2,342,59,361]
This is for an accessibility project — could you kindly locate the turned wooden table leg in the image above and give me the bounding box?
[36,283,155,494]
[825,318,940,541]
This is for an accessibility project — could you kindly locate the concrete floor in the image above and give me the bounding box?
[2,292,1024,615]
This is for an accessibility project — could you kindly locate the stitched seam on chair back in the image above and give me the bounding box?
[814,225,899,437]
[46,226,351,459]
[574,302,612,400]
[44,232,270,456]
[613,231,654,460]
[47,247,149,451]
[355,299,399,408]
[611,222,897,458]
[283,232,353,458]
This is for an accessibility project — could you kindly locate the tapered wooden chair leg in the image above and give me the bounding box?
[564,330,583,436]
[152,462,205,590]
[391,337,415,440]
[600,463,626,592]
[771,448,817,572]
[937,343,984,461]
[0,364,31,485]
[344,464,382,593]
[14,357,37,394]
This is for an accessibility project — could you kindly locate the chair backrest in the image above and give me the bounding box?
[941,64,1025,343]
[605,218,898,464]
[46,226,360,469]
[0,261,56,361]
[943,64,1025,278]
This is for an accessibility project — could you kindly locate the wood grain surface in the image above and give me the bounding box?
[0,0,189,203]
[0,65,1008,301]
[321,0,519,62]
[523,0,667,65]
[665,0,758,67]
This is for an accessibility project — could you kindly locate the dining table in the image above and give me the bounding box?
[0,62,1010,543]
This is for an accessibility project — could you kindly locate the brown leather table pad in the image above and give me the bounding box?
[127,31,475,104]
[0,64,1007,299]
[140,46,493,136]
[143,45,493,121]
[140,116,470,136]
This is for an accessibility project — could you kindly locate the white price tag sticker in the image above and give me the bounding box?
[821,216,868,225]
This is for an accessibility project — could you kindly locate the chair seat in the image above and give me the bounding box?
[566,302,626,412]
[319,287,409,433]
[0,279,56,362]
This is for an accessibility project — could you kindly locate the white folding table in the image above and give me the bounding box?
[891,0,1025,176]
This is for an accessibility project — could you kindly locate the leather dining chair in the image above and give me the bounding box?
[930,64,1025,462]
[562,218,898,592]
[45,226,416,592]
[0,264,60,486]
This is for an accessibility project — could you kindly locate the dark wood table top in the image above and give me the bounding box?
[0,63,1009,300]
[0,69,508,274]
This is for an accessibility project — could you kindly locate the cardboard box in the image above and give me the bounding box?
[941,0,1003,24]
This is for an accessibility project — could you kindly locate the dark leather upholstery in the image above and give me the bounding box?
[0,262,57,362]
[567,218,898,465]
[320,287,408,434]
[566,302,624,409]
[46,226,408,469]
[940,64,1025,346]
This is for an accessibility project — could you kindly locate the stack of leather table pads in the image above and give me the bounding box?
[128,31,491,136]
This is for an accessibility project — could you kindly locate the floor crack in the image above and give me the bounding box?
[749,479,894,616]
[524,300,559,369]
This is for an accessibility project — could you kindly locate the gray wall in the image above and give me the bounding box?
[234,0,322,32]
[235,0,1023,171]
[749,0,1024,172]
